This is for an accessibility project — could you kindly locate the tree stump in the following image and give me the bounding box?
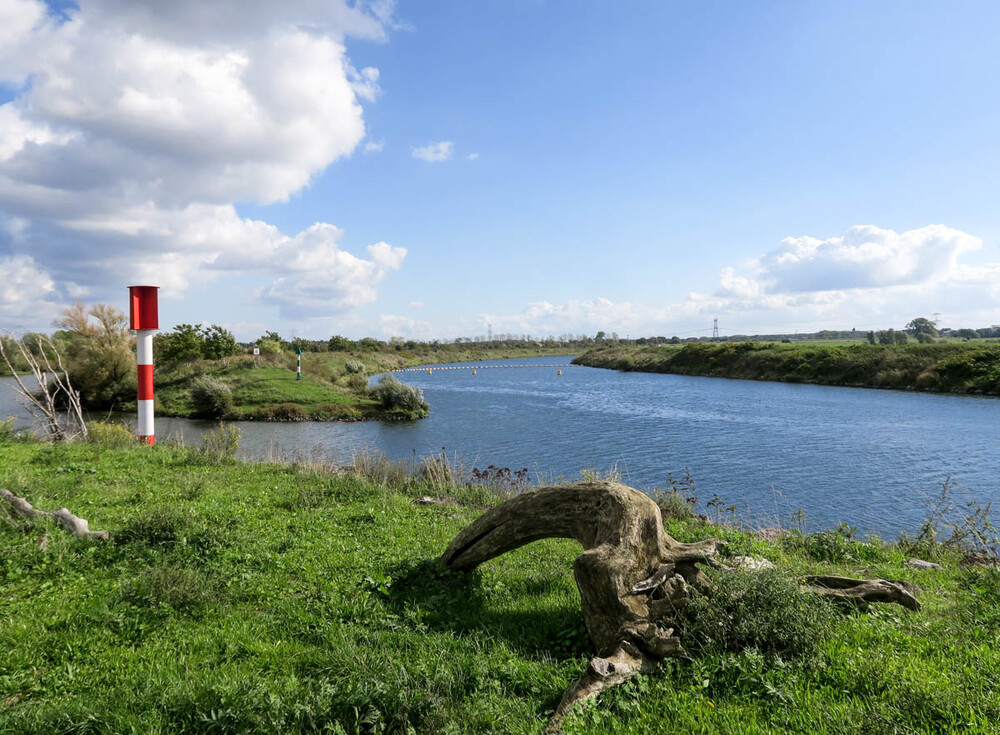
[441,481,724,730]
[441,481,921,731]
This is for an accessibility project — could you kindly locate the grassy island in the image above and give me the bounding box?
[574,341,1000,395]
[1,430,998,733]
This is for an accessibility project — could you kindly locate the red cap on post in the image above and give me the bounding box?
[128,286,159,330]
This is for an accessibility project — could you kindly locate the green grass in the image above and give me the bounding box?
[1,436,999,733]
[574,341,1000,395]
[149,344,577,422]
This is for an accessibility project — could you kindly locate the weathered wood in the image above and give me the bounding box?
[441,481,923,730]
[0,488,110,540]
[441,481,724,729]
[802,574,921,612]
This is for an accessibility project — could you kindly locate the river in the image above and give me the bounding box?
[2,356,998,537]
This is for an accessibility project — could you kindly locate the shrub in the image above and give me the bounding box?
[344,359,366,374]
[369,375,428,414]
[201,422,241,460]
[190,375,233,419]
[678,568,836,661]
[263,403,306,421]
[87,420,137,448]
[345,373,369,392]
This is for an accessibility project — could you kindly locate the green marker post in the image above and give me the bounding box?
[296,347,302,380]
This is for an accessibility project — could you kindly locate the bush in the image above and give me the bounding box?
[201,422,241,460]
[87,420,137,448]
[190,376,233,419]
[345,373,369,392]
[679,568,836,661]
[369,375,428,414]
[262,403,306,420]
[344,359,366,374]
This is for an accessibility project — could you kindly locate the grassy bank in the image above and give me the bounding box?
[143,344,576,421]
[574,341,1000,395]
[1,432,999,733]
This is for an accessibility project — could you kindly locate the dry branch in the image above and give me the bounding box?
[0,488,109,540]
[0,332,88,442]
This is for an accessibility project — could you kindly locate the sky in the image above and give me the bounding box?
[1,0,999,341]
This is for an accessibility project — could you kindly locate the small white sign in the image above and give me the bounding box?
[252,347,260,355]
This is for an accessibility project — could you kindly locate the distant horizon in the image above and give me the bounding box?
[2,2,999,340]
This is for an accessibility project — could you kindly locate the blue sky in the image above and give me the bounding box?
[1,0,999,339]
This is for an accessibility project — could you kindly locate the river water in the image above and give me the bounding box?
[2,357,997,537]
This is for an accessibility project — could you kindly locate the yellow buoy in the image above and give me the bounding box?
[557,370,562,375]
[428,368,432,374]
[472,369,477,375]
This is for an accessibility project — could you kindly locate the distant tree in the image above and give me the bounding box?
[893,331,909,345]
[157,324,203,363]
[916,332,935,343]
[328,335,351,351]
[866,331,877,345]
[200,325,241,360]
[905,317,938,338]
[878,329,894,345]
[595,331,606,343]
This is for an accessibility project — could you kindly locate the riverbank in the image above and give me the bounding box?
[153,345,577,421]
[573,341,1000,395]
[1,434,998,733]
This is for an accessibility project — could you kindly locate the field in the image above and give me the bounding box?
[2,429,999,733]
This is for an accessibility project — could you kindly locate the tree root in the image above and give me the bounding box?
[0,488,110,540]
[802,574,921,612]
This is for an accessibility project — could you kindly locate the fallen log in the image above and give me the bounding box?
[0,488,110,540]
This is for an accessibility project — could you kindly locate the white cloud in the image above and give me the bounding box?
[411,140,453,162]
[463,224,1000,338]
[0,0,402,328]
[408,300,425,309]
[380,314,435,338]
[753,225,981,293]
[363,138,385,154]
[467,152,479,161]
[0,254,58,322]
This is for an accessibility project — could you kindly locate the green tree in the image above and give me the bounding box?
[906,317,939,338]
[157,324,203,363]
[200,325,241,360]
[54,302,135,409]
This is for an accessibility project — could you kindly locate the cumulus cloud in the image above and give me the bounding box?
[0,254,58,323]
[712,225,983,304]
[0,0,401,327]
[363,139,385,154]
[467,224,1000,338]
[411,140,453,162]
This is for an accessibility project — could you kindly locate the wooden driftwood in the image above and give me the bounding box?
[0,488,110,540]
[441,481,922,731]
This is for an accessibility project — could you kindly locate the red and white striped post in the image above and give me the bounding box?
[128,286,159,445]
